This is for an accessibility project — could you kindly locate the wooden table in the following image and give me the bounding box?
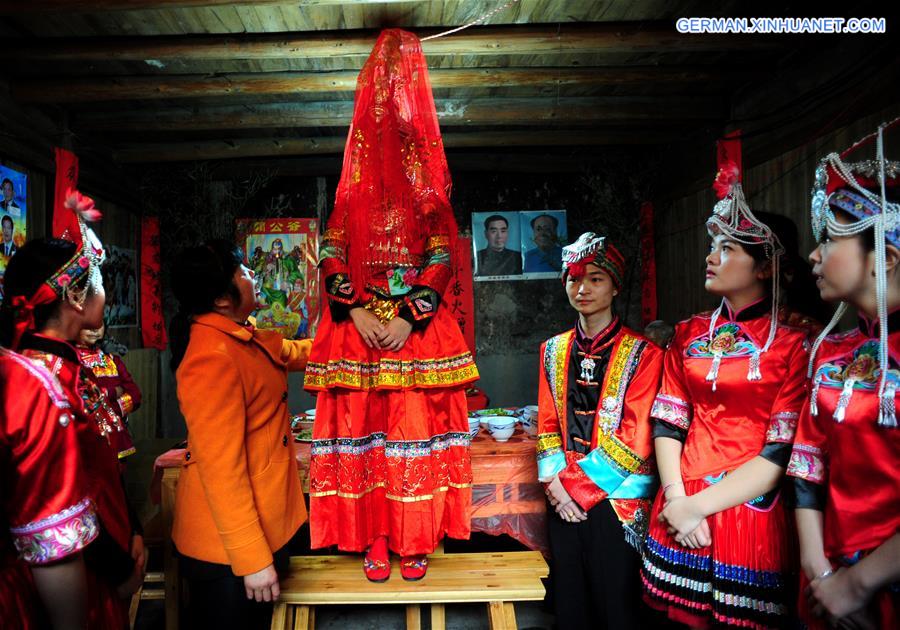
[155,428,546,630]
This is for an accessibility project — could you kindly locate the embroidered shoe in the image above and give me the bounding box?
[400,555,428,581]
[363,536,390,583]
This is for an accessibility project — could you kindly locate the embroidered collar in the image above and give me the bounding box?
[575,316,621,354]
[722,296,771,322]
[858,308,900,338]
[19,332,81,364]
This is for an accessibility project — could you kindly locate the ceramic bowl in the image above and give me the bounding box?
[467,417,481,439]
[517,405,538,421]
[484,416,516,442]
[488,425,515,442]
[304,408,317,417]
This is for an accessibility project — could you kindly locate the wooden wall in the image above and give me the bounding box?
[655,104,900,325]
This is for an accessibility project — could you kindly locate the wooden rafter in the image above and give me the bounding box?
[13,67,736,104]
[0,24,781,62]
[0,0,413,13]
[112,129,682,163]
[74,97,722,131]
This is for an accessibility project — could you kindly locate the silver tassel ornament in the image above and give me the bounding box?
[706,352,722,392]
[879,381,898,428]
[809,372,823,417]
[747,351,762,381]
[833,378,857,423]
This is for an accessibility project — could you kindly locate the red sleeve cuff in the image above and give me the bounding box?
[559,462,607,512]
[321,257,348,279]
[416,263,452,295]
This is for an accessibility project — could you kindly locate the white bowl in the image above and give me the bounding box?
[304,408,317,417]
[521,422,538,436]
[483,415,515,428]
[489,425,515,442]
[467,417,481,438]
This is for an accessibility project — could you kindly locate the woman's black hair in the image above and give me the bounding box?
[168,239,244,372]
[0,239,82,348]
[742,211,830,325]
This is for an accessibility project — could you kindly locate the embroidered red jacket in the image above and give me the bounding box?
[788,314,900,558]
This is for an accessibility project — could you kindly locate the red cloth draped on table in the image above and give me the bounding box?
[304,29,478,557]
[140,216,167,350]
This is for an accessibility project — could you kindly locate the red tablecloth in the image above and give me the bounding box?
[152,427,547,553]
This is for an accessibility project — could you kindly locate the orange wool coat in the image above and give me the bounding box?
[172,312,311,576]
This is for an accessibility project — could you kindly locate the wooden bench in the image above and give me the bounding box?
[270,551,548,630]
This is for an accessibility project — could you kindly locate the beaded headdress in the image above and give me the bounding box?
[807,118,900,428]
[561,232,626,290]
[9,189,104,350]
[703,161,784,390]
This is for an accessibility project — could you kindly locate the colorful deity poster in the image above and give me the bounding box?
[236,218,319,340]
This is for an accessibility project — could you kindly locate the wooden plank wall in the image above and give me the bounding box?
[655,104,900,325]
[121,348,159,441]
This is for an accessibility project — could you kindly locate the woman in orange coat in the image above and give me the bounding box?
[168,240,311,630]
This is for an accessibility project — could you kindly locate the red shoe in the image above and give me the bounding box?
[363,536,390,583]
[400,555,428,581]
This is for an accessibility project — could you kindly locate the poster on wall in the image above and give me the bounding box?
[102,245,140,328]
[471,211,523,281]
[0,164,27,300]
[236,218,320,340]
[520,210,567,279]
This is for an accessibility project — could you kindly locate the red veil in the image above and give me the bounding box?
[333,29,459,290]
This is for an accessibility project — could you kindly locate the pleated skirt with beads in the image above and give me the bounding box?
[640,478,797,629]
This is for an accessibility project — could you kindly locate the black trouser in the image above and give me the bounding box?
[548,500,645,630]
[179,544,290,630]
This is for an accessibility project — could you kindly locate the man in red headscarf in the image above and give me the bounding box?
[536,232,663,629]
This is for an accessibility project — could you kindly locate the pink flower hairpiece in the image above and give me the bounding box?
[64,189,102,223]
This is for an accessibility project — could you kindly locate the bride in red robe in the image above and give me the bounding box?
[304,29,478,582]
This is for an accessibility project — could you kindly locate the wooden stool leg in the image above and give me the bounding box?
[162,470,179,630]
[487,601,517,630]
[294,605,315,630]
[430,603,446,630]
[270,602,289,630]
[405,604,422,630]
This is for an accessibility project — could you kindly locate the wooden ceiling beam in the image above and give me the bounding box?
[0,0,414,13]
[0,24,781,62]
[75,97,721,131]
[13,67,737,104]
[113,130,680,163]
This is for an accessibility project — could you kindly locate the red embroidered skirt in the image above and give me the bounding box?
[641,478,796,629]
[306,306,478,556]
